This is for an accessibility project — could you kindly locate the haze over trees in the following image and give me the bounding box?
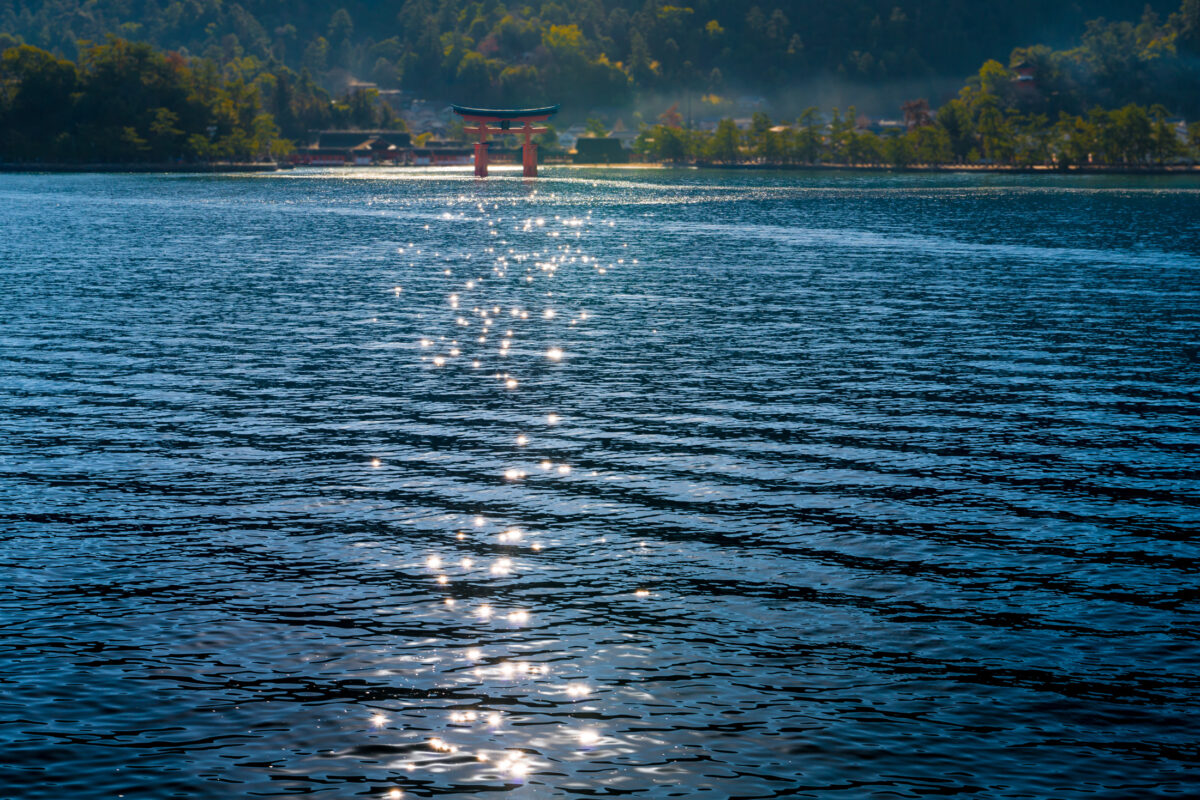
[1,1,1194,112]
[2,1,1200,165]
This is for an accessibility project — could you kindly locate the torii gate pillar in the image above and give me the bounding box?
[522,140,538,177]
[452,104,559,179]
[474,141,489,178]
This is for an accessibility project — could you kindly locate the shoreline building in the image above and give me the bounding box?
[290,130,412,166]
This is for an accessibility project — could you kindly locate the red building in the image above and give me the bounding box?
[1014,60,1036,85]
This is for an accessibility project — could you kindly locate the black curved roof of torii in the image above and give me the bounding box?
[451,104,560,118]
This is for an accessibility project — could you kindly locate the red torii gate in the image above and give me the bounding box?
[451,104,559,178]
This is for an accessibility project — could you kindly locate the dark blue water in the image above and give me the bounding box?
[2,168,1198,799]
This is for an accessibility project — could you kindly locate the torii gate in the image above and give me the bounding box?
[451,104,559,178]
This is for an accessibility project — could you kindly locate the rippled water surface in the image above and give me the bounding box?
[2,168,1199,799]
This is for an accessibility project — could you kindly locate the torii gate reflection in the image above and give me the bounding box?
[451,105,559,178]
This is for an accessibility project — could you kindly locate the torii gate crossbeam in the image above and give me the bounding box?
[452,105,559,178]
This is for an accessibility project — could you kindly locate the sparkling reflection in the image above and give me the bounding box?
[8,171,1195,800]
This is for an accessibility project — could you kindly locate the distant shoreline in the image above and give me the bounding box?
[558,162,1200,174]
[0,162,282,174]
[3,161,1199,176]
[685,162,1200,174]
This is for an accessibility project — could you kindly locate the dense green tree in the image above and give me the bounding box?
[5,3,1199,168]
[707,118,741,162]
[843,107,870,163]
[1,0,1192,115]
[936,98,974,162]
[828,108,852,162]
[497,64,541,106]
[1150,104,1182,162]
[1108,103,1154,163]
[1177,0,1200,53]
[302,36,329,75]
[883,130,915,167]
[1053,112,1098,166]
[975,95,1014,162]
[634,123,686,162]
[1013,114,1053,165]
[794,107,823,163]
[913,125,952,163]
[0,38,290,163]
[627,94,1192,168]
[327,9,354,69]
[0,45,79,159]
[455,51,492,102]
[856,131,885,164]
[755,126,783,162]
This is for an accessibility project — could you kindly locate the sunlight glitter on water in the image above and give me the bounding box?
[9,171,1198,800]
[372,195,634,789]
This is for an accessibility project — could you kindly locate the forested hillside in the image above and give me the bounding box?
[0,39,299,161]
[0,0,1186,111]
[4,1,1200,166]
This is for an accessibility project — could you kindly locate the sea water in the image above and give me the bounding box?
[1,168,1198,799]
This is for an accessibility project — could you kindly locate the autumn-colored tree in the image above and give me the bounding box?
[659,103,683,128]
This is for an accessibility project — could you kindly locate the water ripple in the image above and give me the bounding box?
[1,169,1198,799]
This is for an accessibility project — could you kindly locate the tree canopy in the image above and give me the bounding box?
[0,1,1191,113]
[0,31,416,163]
[4,2,1200,165]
